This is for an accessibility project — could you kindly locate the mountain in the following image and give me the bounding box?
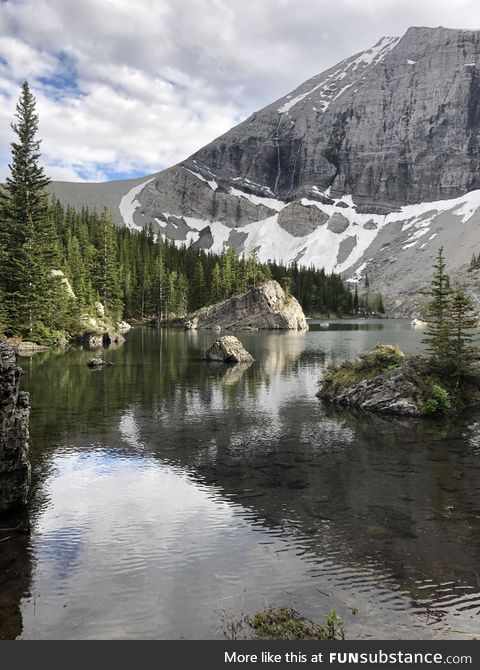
[46,27,480,310]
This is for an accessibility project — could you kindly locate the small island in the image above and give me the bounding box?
[318,249,480,417]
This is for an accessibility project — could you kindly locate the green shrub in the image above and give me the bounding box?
[420,383,451,415]
[431,383,451,410]
[420,398,439,416]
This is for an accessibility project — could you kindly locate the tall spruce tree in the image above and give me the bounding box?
[0,81,65,340]
[422,247,454,372]
[449,289,478,377]
[94,208,122,321]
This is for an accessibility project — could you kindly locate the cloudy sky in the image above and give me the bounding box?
[0,0,479,183]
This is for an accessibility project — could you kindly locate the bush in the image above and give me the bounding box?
[420,383,451,415]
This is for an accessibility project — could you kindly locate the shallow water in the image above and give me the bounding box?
[2,320,480,639]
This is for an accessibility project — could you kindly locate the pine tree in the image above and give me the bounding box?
[94,208,122,321]
[190,259,206,310]
[0,81,65,341]
[422,247,453,371]
[210,263,223,303]
[449,289,478,377]
[377,293,385,314]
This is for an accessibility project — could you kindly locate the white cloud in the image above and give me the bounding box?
[1,0,480,182]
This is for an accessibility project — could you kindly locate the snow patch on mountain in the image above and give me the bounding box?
[183,167,218,191]
[277,36,399,115]
[229,187,287,211]
[151,187,480,281]
[119,177,156,231]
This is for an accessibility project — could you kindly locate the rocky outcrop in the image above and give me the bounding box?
[172,281,308,331]
[0,343,30,515]
[277,203,328,237]
[205,336,254,364]
[319,359,424,416]
[78,303,129,349]
[317,344,427,416]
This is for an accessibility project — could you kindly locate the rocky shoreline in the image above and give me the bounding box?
[0,343,30,515]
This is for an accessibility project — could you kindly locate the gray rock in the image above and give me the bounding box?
[327,213,349,234]
[318,357,423,416]
[116,321,132,334]
[336,235,358,265]
[278,203,328,236]
[172,280,308,331]
[205,336,254,364]
[0,343,30,515]
[87,358,114,369]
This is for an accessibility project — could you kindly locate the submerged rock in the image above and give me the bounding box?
[0,343,30,515]
[87,358,114,369]
[172,280,308,331]
[205,336,254,365]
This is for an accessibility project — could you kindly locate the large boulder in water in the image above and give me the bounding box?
[172,280,308,331]
[0,343,30,515]
[205,336,254,364]
[317,345,424,416]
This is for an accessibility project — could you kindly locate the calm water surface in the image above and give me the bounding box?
[2,320,480,639]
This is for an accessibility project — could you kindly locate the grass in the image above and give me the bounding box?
[246,607,346,641]
[323,343,404,393]
[218,606,346,640]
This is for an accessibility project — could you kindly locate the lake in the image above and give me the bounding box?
[2,320,480,639]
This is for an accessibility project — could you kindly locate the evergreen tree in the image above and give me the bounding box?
[0,81,65,341]
[93,208,123,321]
[422,247,453,371]
[210,263,223,304]
[190,259,206,310]
[449,289,478,377]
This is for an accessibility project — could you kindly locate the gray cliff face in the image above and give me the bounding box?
[141,27,480,215]
[0,343,30,515]
[171,280,308,331]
